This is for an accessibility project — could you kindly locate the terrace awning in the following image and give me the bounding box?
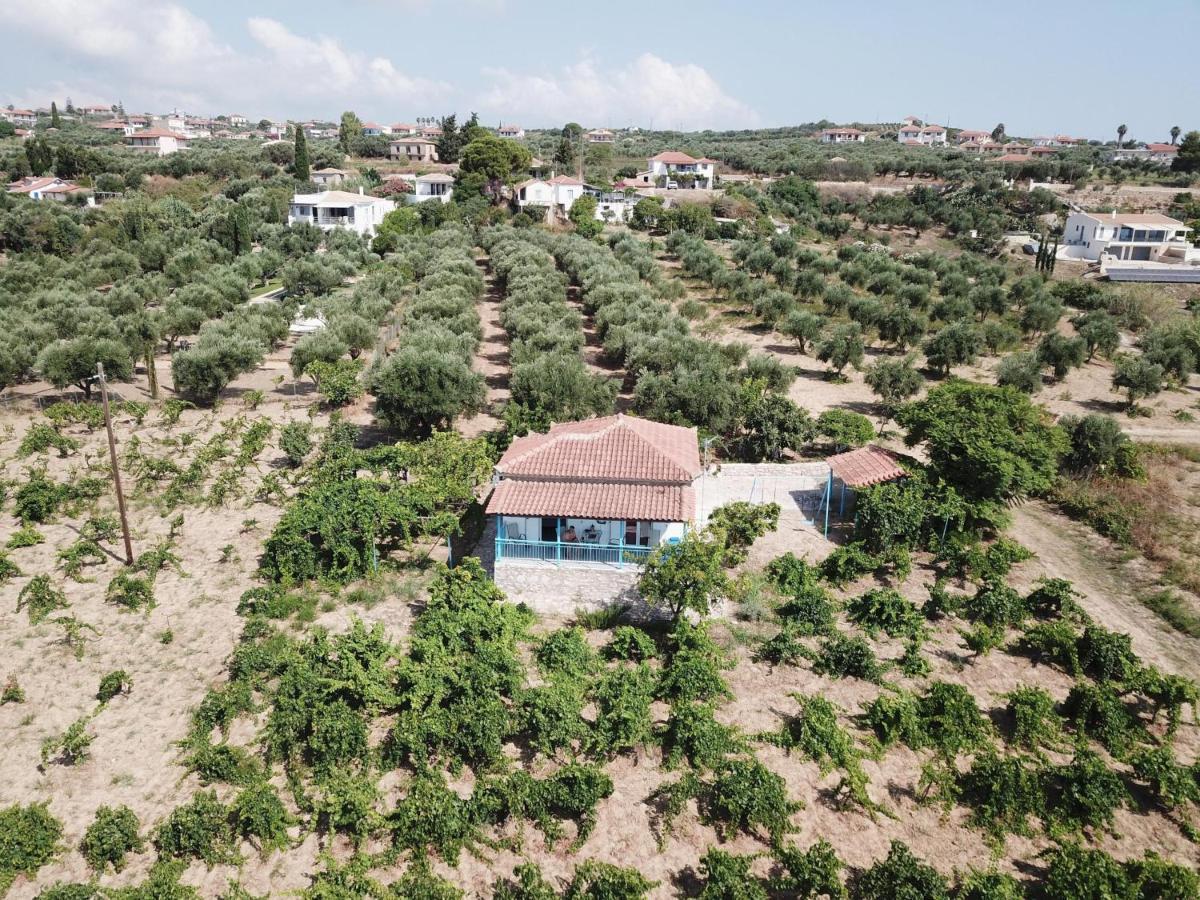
[827,445,907,488]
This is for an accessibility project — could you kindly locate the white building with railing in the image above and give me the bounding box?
[288,189,396,237]
[1061,210,1195,263]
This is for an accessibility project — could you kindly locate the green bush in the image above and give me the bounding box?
[0,802,63,891]
[959,752,1047,843]
[536,627,599,680]
[768,840,847,899]
[40,717,93,767]
[106,570,156,611]
[590,664,656,756]
[917,682,992,757]
[657,623,732,704]
[564,860,656,900]
[820,543,878,587]
[850,841,949,899]
[813,632,883,682]
[1062,682,1139,755]
[97,670,132,703]
[153,791,238,865]
[703,758,801,842]
[697,849,768,900]
[707,501,780,564]
[81,805,143,873]
[278,421,313,467]
[1049,749,1130,834]
[660,702,743,771]
[16,575,69,624]
[765,552,822,595]
[232,782,293,852]
[1004,685,1064,751]
[605,625,657,661]
[847,588,923,638]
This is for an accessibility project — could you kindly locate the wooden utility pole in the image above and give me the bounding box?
[97,363,134,565]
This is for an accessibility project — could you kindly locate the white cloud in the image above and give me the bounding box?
[0,1,448,116]
[476,53,759,130]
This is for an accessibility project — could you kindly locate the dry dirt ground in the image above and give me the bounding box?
[3,243,1200,898]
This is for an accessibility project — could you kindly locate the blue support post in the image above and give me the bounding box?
[839,481,846,517]
[823,470,832,537]
[556,516,563,564]
[618,525,625,568]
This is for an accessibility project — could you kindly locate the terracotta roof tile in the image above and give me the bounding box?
[486,480,694,521]
[650,151,698,164]
[496,414,701,483]
[827,445,906,488]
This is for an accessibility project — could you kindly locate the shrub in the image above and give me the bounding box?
[959,751,1048,843]
[850,841,949,900]
[697,849,768,900]
[1062,681,1139,755]
[1018,621,1082,674]
[813,632,883,682]
[1049,749,1130,833]
[658,623,732,704]
[278,421,313,467]
[389,859,465,899]
[707,501,780,564]
[40,717,93,767]
[14,470,70,522]
[1004,685,1064,751]
[106,570,156,612]
[1039,845,1128,900]
[81,805,143,873]
[232,782,293,852]
[768,840,846,899]
[1,676,24,705]
[97,670,132,703]
[605,626,657,661]
[1130,745,1200,811]
[1077,624,1138,683]
[815,409,875,449]
[917,682,991,757]
[518,682,589,758]
[637,532,728,620]
[493,862,559,900]
[0,553,23,586]
[864,691,924,748]
[966,579,1028,630]
[564,860,656,900]
[661,702,743,771]
[390,772,481,862]
[16,575,69,624]
[589,664,656,757]
[536,627,599,681]
[0,802,62,891]
[777,585,837,636]
[765,552,821,595]
[702,758,801,842]
[847,588,923,638]
[820,543,879,587]
[153,791,238,865]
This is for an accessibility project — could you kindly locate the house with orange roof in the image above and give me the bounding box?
[1,108,37,127]
[647,151,715,189]
[495,123,525,139]
[487,414,701,574]
[126,128,189,155]
[389,137,439,162]
[956,129,991,144]
[95,120,137,136]
[6,176,87,201]
[819,127,866,144]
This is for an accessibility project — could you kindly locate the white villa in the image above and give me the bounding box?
[389,138,439,162]
[647,152,716,189]
[819,128,866,143]
[956,129,990,144]
[1109,144,1179,166]
[2,109,37,127]
[586,129,615,143]
[1061,211,1195,263]
[487,415,699,574]
[96,120,137,136]
[288,189,396,237]
[410,173,454,204]
[496,124,525,139]
[513,175,584,218]
[361,121,390,136]
[126,129,189,155]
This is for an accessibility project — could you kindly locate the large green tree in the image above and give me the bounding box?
[337,111,362,153]
[896,380,1066,509]
[293,125,310,183]
[1172,131,1200,173]
[455,134,531,202]
[638,532,728,619]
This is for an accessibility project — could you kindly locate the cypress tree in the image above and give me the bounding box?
[50,102,60,128]
[293,124,310,184]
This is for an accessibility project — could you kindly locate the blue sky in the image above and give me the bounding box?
[1,0,1196,141]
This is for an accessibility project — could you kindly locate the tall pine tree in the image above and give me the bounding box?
[294,124,310,184]
[50,102,60,128]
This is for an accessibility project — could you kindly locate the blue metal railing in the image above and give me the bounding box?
[495,538,652,567]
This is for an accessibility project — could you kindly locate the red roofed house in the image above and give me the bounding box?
[1,108,37,127]
[6,176,87,201]
[127,128,189,155]
[647,151,715,189]
[819,127,866,144]
[897,122,923,143]
[487,414,701,572]
[956,129,991,144]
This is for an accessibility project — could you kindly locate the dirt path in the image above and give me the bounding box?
[1009,501,1200,676]
[457,256,510,438]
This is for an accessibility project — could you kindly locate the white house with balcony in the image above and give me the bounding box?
[1061,211,1195,263]
[96,120,137,136]
[586,128,615,143]
[288,189,396,237]
[6,176,86,201]
[126,129,189,155]
[409,173,454,203]
[486,415,699,608]
[514,175,585,218]
[819,128,866,143]
[647,152,716,189]
[2,109,37,127]
[389,137,439,162]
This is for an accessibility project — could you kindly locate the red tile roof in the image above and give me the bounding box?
[496,414,701,484]
[548,174,583,185]
[128,128,186,139]
[1146,143,1178,153]
[827,445,906,488]
[650,151,698,164]
[486,479,693,522]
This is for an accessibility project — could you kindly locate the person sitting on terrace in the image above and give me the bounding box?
[562,526,578,543]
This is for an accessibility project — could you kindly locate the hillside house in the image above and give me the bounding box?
[311,167,353,188]
[487,414,700,575]
[2,109,37,127]
[1061,211,1194,263]
[410,173,454,204]
[586,129,615,143]
[647,152,716,189]
[96,120,136,136]
[819,128,866,144]
[420,125,443,139]
[229,114,248,127]
[496,124,525,139]
[897,123,923,143]
[956,129,991,144]
[6,176,86,201]
[391,123,419,136]
[361,121,390,136]
[1109,144,1178,166]
[920,125,948,145]
[514,175,584,218]
[126,129,189,155]
[389,137,439,162]
[81,105,112,117]
[288,189,396,237]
